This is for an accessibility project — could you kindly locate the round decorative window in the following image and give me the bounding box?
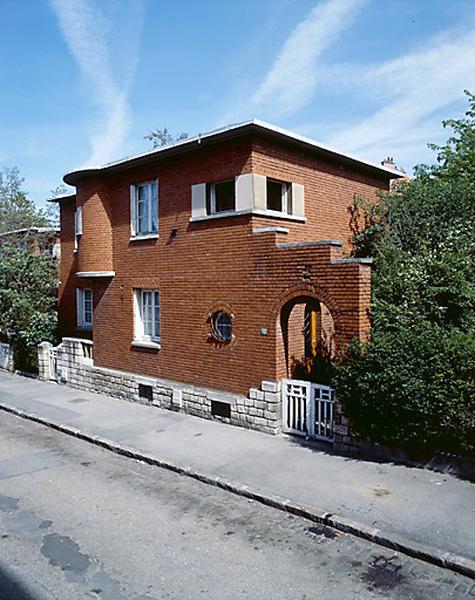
[211,311,233,342]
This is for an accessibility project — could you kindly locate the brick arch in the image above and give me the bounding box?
[271,282,342,332]
[273,283,339,381]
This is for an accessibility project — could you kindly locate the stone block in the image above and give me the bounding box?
[264,391,279,403]
[261,380,279,393]
[334,424,349,436]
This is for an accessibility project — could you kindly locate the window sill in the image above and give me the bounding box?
[252,209,306,222]
[190,209,306,223]
[77,324,92,331]
[131,340,161,350]
[129,233,159,242]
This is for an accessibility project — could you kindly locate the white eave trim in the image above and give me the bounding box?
[75,271,115,278]
[331,258,373,265]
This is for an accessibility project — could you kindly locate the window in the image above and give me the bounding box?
[131,180,158,237]
[206,180,235,214]
[266,178,292,214]
[76,288,93,329]
[74,206,83,236]
[74,206,82,252]
[134,289,160,344]
[211,311,233,342]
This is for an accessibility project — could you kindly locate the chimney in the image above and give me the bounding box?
[381,156,395,169]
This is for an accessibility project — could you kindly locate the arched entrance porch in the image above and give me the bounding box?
[277,294,336,384]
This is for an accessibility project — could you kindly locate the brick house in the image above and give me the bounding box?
[46,120,400,447]
[0,226,60,260]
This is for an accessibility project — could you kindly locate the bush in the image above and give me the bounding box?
[334,321,475,454]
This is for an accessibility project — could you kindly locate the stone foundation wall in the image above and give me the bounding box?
[38,338,282,436]
[333,396,360,454]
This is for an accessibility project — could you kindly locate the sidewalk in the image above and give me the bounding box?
[0,370,474,576]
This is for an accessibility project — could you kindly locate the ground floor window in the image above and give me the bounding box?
[76,288,93,329]
[211,310,233,342]
[134,289,160,343]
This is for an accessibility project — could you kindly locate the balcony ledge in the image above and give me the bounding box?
[75,271,115,278]
[131,340,161,350]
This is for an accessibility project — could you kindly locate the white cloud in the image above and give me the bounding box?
[246,0,367,119]
[49,0,143,166]
[325,30,475,165]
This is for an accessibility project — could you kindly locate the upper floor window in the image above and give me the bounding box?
[191,175,304,221]
[134,289,160,345]
[206,179,235,214]
[74,206,82,252]
[266,178,292,214]
[131,180,158,237]
[74,206,83,236]
[76,288,93,329]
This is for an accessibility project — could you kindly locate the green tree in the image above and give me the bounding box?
[334,93,475,455]
[0,246,57,371]
[0,167,51,233]
[144,127,188,149]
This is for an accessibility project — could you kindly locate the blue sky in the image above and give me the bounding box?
[1,0,475,209]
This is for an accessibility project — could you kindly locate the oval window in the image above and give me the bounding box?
[211,311,233,342]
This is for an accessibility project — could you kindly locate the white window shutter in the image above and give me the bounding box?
[76,289,83,326]
[291,183,305,217]
[253,174,267,211]
[130,185,137,236]
[235,174,253,212]
[133,289,142,340]
[75,207,83,236]
[153,179,159,233]
[191,183,207,218]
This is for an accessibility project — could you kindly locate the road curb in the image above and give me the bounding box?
[1,401,473,580]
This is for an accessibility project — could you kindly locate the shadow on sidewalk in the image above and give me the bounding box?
[286,435,475,483]
[0,562,41,600]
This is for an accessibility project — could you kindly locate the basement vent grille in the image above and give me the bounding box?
[211,400,231,419]
[138,384,153,402]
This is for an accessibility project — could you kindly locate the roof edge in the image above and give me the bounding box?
[48,193,76,203]
[63,120,404,186]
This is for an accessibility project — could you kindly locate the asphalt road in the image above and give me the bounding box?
[0,411,473,600]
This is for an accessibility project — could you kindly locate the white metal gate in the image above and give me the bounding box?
[48,347,58,381]
[282,379,334,441]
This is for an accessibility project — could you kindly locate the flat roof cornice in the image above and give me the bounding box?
[63,119,403,186]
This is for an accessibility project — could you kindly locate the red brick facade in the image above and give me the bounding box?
[57,124,394,396]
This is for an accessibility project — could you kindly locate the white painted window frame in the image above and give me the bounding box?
[76,288,93,329]
[130,179,159,238]
[133,288,161,347]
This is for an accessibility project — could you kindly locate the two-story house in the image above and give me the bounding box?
[46,120,400,448]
